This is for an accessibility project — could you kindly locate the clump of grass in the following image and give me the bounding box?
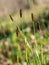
[0,8,49,65]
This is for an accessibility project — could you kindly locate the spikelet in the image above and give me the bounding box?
[36,22,40,30]
[16,27,19,36]
[31,13,34,21]
[9,15,13,22]
[20,9,22,18]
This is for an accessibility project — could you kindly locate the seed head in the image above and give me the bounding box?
[31,13,34,21]
[16,27,19,36]
[36,22,40,30]
[9,15,13,22]
[20,9,22,18]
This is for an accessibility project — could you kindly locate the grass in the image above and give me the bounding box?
[0,7,49,65]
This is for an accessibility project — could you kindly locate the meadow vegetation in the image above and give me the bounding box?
[0,6,49,65]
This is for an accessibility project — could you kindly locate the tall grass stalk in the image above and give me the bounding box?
[9,15,32,65]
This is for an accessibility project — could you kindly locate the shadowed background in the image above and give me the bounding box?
[0,0,49,16]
